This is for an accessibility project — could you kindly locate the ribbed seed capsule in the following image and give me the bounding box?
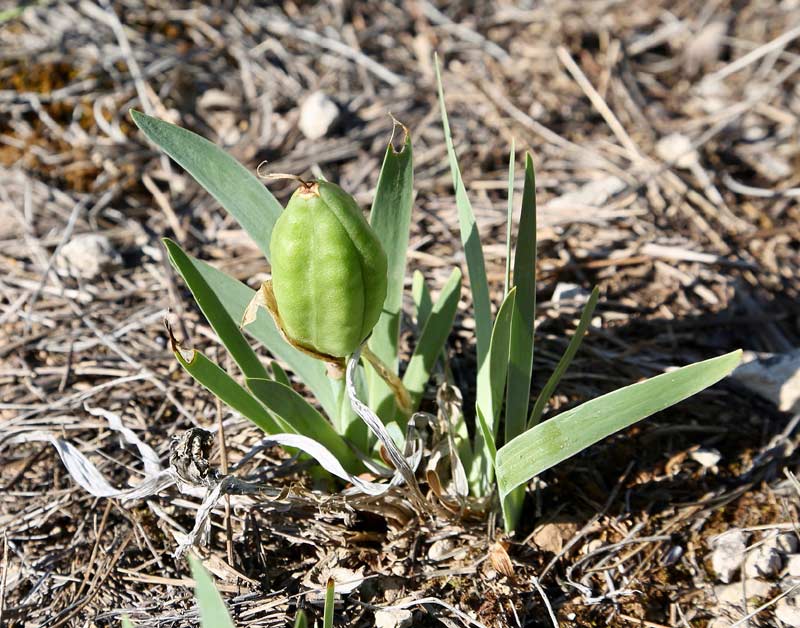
[269,181,388,358]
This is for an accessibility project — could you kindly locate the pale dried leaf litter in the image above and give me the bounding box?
[3,352,455,559]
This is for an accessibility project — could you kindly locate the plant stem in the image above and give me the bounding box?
[360,344,413,416]
[502,486,525,535]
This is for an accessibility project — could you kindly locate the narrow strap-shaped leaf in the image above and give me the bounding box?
[505,140,515,296]
[293,610,309,628]
[172,345,285,435]
[496,350,743,498]
[164,238,268,381]
[131,110,281,259]
[368,130,414,367]
[187,555,236,628]
[367,129,414,419]
[470,288,516,494]
[527,286,599,429]
[504,153,537,443]
[332,375,366,452]
[323,578,335,628]
[169,246,336,418]
[475,406,497,463]
[434,56,492,368]
[402,267,462,411]
[477,288,517,437]
[246,378,360,474]
[412,270,434,331]
[270,361,291,387]
[472,405,500,518]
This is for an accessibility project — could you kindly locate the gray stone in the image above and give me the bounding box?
[374,609,413,628]
[56,233,120,279]
[714,579,772,606]
[711,530,747,583]
[744,544,782,579]
[764,532,799,555]
[732,350,800,413]
[551,283,590,305]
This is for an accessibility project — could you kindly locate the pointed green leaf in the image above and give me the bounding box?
[172,345,285,435]
[270,361,291,387]
[402,267,462,410]
[470,404,497,498]
[475,406,497,463]
[164,238,268,381]
[323,578,335,628]
[121,618,134,628]
[412,270,434,331]
[188,555,236,628]
[246,378,360,474]
[505,153,537,443]
[505,140,515,296]
[367,129,414,419]
[169,247,336,418]
[294,610,309,628]
[434,56,491,369]
[333,375,367,452]
[477,288,517,437]
[496,350,743,498]
[470,288,516,493]
[131,110,281,259]
[528,286,599,428]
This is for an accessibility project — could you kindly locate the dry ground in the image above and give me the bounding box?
[1,1,799,626]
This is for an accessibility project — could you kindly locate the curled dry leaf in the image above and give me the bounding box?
[488,540,514,578]
[302,565,365,596]
[169,427,218,487]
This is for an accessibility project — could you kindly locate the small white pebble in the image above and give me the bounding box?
[786,554,800,577]
[690,448,721,469]
[298,91,339,140]
[655,133,697,169]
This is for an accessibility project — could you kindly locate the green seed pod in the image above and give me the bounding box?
[269,181,388,358]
